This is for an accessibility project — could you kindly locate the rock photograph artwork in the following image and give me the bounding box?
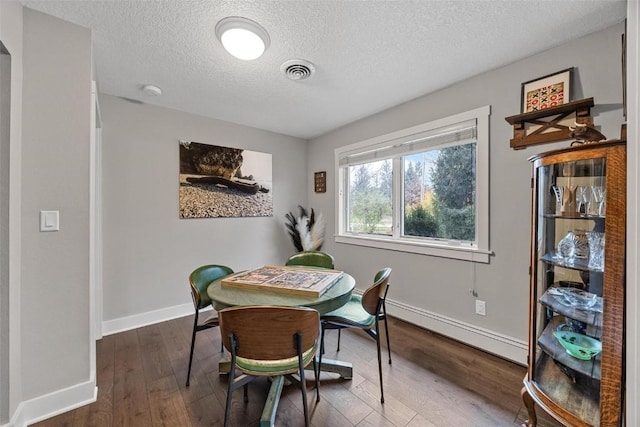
[179,141,273,218]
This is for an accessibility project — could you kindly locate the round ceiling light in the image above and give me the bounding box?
[215,16,270,61]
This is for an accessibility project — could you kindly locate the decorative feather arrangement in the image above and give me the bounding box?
[285,206,326,252]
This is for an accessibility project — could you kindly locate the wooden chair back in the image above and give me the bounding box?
[189,264,234,310]
[285,251,335,269]
[361,268,392,315]
[219,306,320,360]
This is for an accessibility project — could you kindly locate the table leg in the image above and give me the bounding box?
[260,376,284,427]
[218,357,352,426]
[219,358,231,374]
[317,358,352,379]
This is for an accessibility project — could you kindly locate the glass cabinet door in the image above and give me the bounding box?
[532,157,607,426]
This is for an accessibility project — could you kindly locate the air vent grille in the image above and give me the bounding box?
[281,59,315,81]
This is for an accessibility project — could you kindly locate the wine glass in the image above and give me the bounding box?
[576,186,589,216]
[552,185,564,215]
[590,186,606,217]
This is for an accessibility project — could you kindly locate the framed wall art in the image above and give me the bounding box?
[314,171,326,193]
[521,67,574,113]
[179,140,272,218]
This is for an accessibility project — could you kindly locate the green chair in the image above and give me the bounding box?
[285,250,335,269]
[186,264,234,387]
[319,267,392,403]
[219,306,321,427]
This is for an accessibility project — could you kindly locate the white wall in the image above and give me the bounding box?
[99,95,307,331]
[21,4,93,405]
[0,4,96,425]
[309,22,626,363]
[1,47,11,425]
[0,0,23,422]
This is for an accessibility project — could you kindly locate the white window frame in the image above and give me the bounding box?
[335,105,492,263]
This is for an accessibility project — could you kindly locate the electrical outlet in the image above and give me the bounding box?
[475,300,486,316]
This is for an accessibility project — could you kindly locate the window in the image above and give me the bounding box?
[335,106,491,262]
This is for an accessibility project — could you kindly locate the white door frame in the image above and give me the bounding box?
[89,81,103,387]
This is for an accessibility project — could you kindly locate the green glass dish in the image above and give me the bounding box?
[553,330,602,360]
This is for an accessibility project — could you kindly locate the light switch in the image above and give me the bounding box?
[40,210,59,232]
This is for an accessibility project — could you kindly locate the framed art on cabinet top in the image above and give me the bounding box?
[521,68,573,113]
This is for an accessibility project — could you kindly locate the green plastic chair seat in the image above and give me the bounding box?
[235,342,318,376]
[322,295,375,329]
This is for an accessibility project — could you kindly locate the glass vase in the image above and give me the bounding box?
[587,231,605,271]
[556,229,589,262]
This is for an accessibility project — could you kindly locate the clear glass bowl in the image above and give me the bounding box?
[559,288,597,309]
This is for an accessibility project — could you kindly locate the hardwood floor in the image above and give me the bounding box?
[31,316,562,427]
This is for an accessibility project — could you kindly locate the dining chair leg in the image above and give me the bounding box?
[295,333,310,426]
[374,322,384,403]
[186,312,199,386]
[320,325,326,356]
[224,369,234,427]
[337,329,341,351]
[312,357,320,403]
[382,304,391,364]
[225,334,241,427]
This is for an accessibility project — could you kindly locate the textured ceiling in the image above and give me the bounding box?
[21,0,627,139]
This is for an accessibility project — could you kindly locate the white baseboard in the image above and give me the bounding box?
[7,379,96,427]
[382,295,528,365]
[5,303,193,426]
[102,297,527,364]
[102,302,195,336]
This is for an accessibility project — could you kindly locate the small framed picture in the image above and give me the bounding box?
[521,68,573,113]
[314,171,326,193]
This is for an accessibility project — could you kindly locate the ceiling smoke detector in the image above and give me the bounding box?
[281,59,315,81]
[142,84,163,96]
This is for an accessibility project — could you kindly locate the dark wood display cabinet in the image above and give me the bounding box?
[521,140,626,427]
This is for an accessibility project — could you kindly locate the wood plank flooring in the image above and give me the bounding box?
[31,315,563,427]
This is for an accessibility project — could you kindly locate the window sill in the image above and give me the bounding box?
[335,234,492,263]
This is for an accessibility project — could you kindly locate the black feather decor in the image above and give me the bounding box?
[285,205,326,252]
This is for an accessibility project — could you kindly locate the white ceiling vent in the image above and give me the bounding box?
[281,59,315,81]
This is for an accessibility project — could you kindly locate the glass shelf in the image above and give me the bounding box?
[539,289,603,328]
[541,253,604,273]
[537,316,601,380]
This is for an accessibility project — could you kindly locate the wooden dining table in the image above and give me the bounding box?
[206,269,356,426]
[207,269,355,314]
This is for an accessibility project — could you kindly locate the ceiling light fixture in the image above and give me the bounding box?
[215,16,270,61]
